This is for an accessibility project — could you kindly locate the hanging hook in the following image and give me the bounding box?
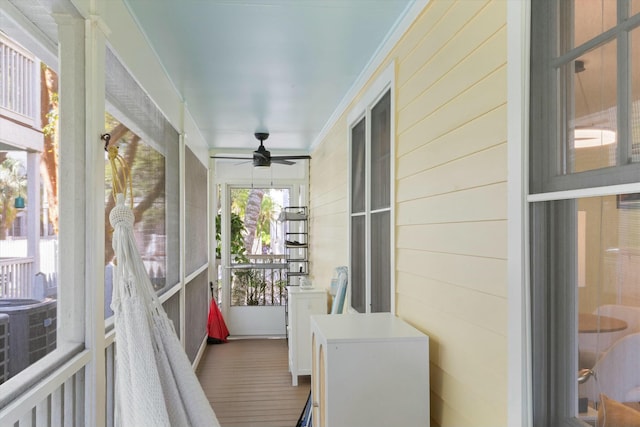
[101,133,111,152]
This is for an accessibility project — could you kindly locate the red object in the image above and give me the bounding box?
[207,299,229,344]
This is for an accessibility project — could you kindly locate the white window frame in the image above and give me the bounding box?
[528,1,640,426]
[347,62,395,314]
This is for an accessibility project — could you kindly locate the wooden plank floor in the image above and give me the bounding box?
[197,339,310,427]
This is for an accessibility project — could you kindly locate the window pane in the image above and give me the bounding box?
[371,90,390,211]
[631,27,640,160]
[565,41,617,174]
[351,118,366,214]
[371,211,390,313]
[350,215,366,313]
[571,0,616,49]
[575,194,640,423]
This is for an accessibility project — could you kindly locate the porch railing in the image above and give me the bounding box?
[227,254,288,306]
[0,33,37,121]
[0,257,34,299]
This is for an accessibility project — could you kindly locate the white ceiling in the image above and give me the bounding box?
[122,0,412,153]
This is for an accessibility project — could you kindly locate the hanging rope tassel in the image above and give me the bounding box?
[107,144,134,209]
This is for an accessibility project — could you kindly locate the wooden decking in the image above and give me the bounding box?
[197,339,310,427]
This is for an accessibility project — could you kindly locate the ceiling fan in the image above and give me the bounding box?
[211,132,311,167]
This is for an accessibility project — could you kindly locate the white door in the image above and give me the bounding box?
[219,185,290,336]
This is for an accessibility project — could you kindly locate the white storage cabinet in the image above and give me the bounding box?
[310,312,430,427]
[287,286,327,386]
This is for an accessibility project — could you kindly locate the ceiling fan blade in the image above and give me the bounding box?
[211,155,252,160]
[271,155,312,160]
[272,159,295,165]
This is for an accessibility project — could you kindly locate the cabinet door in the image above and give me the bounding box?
[295,295,325,371]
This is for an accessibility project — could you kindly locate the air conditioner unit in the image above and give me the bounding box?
[0,299,56,379]
[0,314,9,384]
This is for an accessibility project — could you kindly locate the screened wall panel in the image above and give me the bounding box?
[185,146,208,275]
[162,292,181,340]
[185,270,209,363]
[105,47,180,290]
[165,131,180,288]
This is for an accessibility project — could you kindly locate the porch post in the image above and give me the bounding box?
[26,151,40,276]
[55,9,107,427]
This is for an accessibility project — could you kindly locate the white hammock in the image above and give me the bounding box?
[110,193,220,427]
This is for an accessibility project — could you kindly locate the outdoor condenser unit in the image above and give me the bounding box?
[0,299,56,379]
[0,314,9,384]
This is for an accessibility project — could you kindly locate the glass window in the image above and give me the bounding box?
[349,88,392,313]
[350,215,366,313]
[571,0,617,49]
[531,1,640,425]
[371,91,390,211]
[569,41,618,174]
[631,28,640,156]
[351,118,366,214]
[531,0,640,194]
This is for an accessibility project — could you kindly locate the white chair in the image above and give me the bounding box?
[579,332,640,406]
[330,266,348,314]
[579,304,640,368]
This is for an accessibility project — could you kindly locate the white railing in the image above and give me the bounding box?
[0,33,37,120]
[0,349,89,426]
[0,257,34,299]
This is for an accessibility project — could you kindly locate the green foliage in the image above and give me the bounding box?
[215,212,248,262]
[42,91,58,137]
[0,158,27,239]
[232,269,266,305]
[230,188,277,252]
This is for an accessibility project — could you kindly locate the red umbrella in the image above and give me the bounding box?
[207,289,229,344]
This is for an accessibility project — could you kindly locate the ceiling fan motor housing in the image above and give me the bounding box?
[212,131,310,166]
[253,154,271,167]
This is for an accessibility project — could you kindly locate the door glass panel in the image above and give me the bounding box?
[572,0,616,49]
[565,41,618,174]
[371,90,391,211]
[350,215,366,313]
[575,194,640,422]
[371,211,390,312]
[228,188,288,306]
[351,118,366,214]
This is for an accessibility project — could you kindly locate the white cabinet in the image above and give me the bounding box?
[310,313,430,427]
[287,286,327,386]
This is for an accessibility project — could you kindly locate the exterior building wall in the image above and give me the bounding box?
[309,1,508,425]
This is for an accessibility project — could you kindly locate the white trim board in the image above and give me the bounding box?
[507,1,532,427]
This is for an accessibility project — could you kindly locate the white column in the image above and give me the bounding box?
[26,151,40,275]
[55,11,108,427]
